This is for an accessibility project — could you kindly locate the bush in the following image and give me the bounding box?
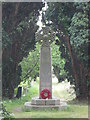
[0,102,15,119]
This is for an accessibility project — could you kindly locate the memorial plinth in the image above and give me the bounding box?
[24,26,67,110]
[24,97,67,110]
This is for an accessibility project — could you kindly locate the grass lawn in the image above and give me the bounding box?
[12,105,88,118]
[3,80,88,118]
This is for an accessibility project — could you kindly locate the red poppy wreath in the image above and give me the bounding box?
[40,88,51,99]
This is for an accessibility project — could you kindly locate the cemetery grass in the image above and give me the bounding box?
[3,81,88,118]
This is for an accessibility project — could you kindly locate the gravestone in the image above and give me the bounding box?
[24,26,67,110]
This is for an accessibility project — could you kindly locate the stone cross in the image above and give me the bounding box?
[35,26,56,99]
[24,26,67,110]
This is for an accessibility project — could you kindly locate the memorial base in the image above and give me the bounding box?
[24,97,67,111]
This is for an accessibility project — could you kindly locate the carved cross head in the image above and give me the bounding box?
[35,26,56,44]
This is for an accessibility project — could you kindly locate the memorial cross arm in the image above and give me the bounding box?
[35,26,56,44]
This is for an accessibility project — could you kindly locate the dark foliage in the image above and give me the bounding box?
[2,2,43,98]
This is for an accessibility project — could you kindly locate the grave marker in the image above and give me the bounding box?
[24,26,67,110]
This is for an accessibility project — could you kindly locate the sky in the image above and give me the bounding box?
[37,1,48,30]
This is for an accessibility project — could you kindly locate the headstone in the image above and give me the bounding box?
[24,87,27,96]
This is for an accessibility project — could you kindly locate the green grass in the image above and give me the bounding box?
[3,81,88,118]
[12,105,88,118]
[3,82,39,112]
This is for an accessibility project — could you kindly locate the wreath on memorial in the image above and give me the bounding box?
[40,88,51,99]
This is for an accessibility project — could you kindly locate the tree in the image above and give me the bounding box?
[20,41,65,83]
[68,3,89,99]
[51,41,66,82]
[2,2,43,98]
[20,42,40,82]
[45,2,89,99]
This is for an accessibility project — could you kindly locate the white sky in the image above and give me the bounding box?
[37,1,48,30]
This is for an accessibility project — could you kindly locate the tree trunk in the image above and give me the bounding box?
[2,84,14,99]
[65,36,79,98]
[79,63,88,99]
[65,35,88,100]
[72,52,88,100]
[53,65,61,83]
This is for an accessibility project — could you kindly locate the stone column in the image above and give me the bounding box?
[24,26,67,111]
[39,40,52,99]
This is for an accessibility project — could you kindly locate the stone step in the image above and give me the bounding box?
[31,98,60,105]
[24,101,67,111]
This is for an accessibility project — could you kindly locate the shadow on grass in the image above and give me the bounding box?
[67,98,88,106]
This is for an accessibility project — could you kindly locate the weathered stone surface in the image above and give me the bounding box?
[24,26,67,111]
[39,40,52,98]
[45,99,60,105]
[24,99,67,111]
[46,99,55,105]
[35,26,56,99]
[35,26,56,43]
[30,97,60,105]
[55,99,60,105]
[31,99,45,105]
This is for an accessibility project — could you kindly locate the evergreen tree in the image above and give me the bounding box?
[2,2,43,98]
[45,2,89,99]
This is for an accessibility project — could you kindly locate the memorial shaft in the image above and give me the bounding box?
[39,40,52,99]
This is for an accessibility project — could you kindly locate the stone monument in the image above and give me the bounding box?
[24,26,67,110]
